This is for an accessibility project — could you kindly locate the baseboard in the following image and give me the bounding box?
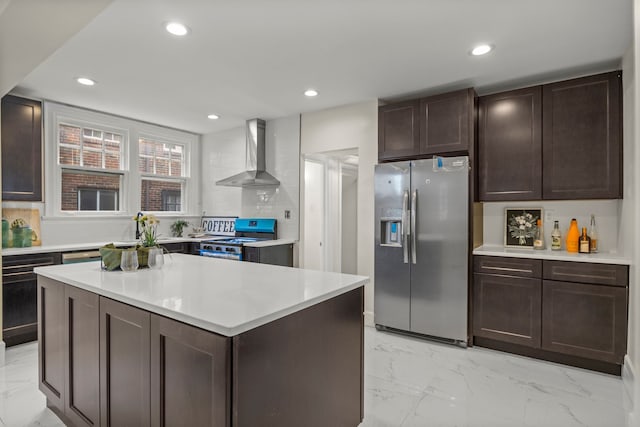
[623,355,637,426]
[363,310,374,327]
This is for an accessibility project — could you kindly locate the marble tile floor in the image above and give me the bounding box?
[360,327,631,427]
[0,327,631,426]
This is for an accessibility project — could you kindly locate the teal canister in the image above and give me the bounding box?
[1,220,8,248]
[12,227,32,248]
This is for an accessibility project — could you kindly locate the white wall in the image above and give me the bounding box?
[300,100,378,325]
[624,1,640,422]
[201,115,301,241]
[201,127,244,216]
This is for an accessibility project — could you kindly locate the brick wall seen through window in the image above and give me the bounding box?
[62,170,120,211]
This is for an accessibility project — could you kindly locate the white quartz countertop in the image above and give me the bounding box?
[1,237,210,256]
[473,245,631,265]
[244,239,297,248]
[34,254,368,337]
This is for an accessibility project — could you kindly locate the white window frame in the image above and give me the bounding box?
[44,102,200,219]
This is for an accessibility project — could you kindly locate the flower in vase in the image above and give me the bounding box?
[134,214,160,247]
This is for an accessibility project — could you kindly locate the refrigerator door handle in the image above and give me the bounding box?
[411,189,417,264]
[402,190,409,264]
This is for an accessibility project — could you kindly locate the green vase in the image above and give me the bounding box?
[12,227,32,248]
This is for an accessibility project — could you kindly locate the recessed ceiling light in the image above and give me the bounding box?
[471,44,492,56]
[304,89,318,97]
[165,22,189,36]
[207,114,220,120]
[76,77,96,86]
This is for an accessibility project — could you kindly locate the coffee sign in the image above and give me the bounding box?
[201,216,237,236]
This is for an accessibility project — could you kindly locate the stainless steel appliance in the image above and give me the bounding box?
[215,119,280,187]
[374,156,469,345]
[200,218,277,261]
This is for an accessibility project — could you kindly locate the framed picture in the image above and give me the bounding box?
[504,208,543,248]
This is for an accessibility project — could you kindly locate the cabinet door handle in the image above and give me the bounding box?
[482,266,533,274]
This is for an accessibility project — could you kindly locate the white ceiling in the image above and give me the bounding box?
[12,0,633,135]
[0,0,111,96]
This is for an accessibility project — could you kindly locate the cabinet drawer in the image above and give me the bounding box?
[473,256,541,278]
[3,253,61,283]
[543,260,628,287]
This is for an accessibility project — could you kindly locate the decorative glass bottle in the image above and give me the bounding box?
[533,219,545,250]
[589,214,598,253]
[566,219,580,253]
[551,220,562,251]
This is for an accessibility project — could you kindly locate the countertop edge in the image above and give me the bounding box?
[243,239,298,248]
[473,246,632,265]
[34,263,369,337]
[2,238,210,256]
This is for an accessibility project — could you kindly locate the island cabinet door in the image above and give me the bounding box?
[99,297,151,427]
[64,286,100,427]
[37,277,65,415]
[150,314,230,427]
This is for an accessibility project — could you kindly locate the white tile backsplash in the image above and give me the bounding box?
[482,200,621,253]
[201,115,300,241]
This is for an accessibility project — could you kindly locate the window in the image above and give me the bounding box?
[162,189,181,211]
[45,102,199,217]
[139,138,186,212]
[58,124,124,211]
[59,124,123,170]
[62,170,121,211]
[77,188,119,211]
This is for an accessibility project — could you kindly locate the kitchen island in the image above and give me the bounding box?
[34,254,368,427]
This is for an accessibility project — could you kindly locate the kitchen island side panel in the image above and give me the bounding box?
[232,287,364,427]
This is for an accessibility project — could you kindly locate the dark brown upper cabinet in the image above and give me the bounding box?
[378,100,420,161]
[542,71,622,199]
[1,95,43,201]
[478,86,542,201]
[477,71,622,201]
[378,88,475,161]
[420,88,474,155]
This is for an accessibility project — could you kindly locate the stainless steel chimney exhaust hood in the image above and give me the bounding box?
[216,119,280,187]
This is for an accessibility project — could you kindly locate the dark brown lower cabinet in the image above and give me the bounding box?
[472,256,629,374]
[5,252,61,346]
[100,298,150,427]
[150,314,229,427]
[64,286,100,427]
[38,277,65,415]
[473,273,541,348]
[541,280,627,363]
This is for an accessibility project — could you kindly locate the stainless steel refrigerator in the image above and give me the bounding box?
[374,156,469,345]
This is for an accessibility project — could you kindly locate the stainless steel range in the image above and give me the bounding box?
[200,218,277,261]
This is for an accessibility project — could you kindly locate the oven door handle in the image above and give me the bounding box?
[199,250,242,260]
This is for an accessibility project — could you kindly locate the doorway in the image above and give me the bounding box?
[302,149,358,273]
